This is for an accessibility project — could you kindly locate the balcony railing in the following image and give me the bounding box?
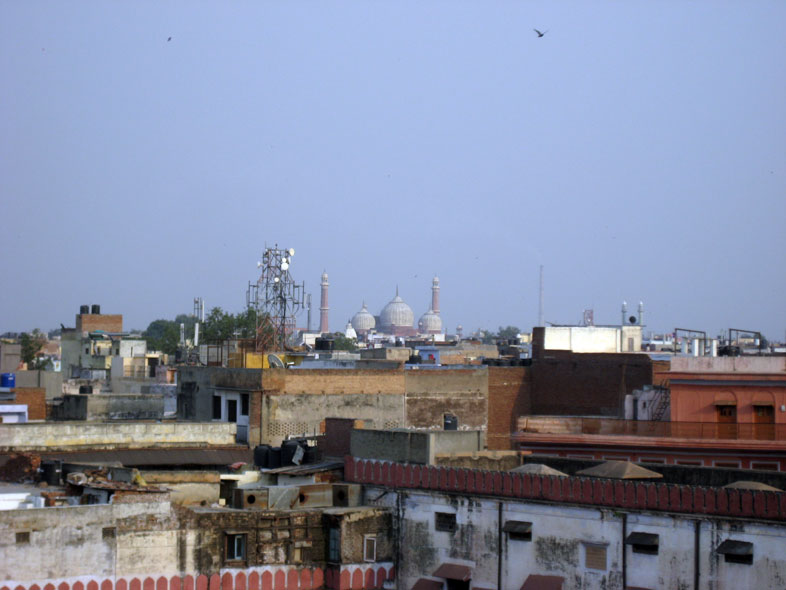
[517,417,786,442]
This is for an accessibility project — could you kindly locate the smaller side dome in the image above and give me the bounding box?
[418,309,442,334]
[351,303,376,333]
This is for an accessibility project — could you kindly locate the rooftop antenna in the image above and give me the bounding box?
[538,265,544,327]
[247,245,305,351]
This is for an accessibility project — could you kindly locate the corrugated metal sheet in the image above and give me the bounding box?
[39,447,253,467]
[264,461,343,475]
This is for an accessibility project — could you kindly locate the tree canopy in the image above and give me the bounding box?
[20,329,46,365]
[143,307,266,354]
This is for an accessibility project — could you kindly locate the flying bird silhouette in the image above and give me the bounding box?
[167,37,172,42]
[533,29,548,37]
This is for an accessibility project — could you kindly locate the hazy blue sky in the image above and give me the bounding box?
[2,1,784,339]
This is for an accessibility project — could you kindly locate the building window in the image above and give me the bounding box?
[716,540,753,565]
[225,533,246,561]
[713,461,741,469]
[102,527,116,540]
[364,535,377,562]
[241,394,249,416]
[751,462,778,471]
[328,527,340,563]
[435,512,457,533]
[503,520,532,542]
[212,395,222,420]
[625,532,659,555]
[584,544,607,570]
[16,531,30,544]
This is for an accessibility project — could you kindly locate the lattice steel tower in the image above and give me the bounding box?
[246,245,305,352]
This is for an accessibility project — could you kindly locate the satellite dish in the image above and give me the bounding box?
[629,316,637,324]
[288,248,295,256]
[268,354,285,368]
[281,261,289,271]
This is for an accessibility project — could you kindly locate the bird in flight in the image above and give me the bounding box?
[533,29,548,37]
[167,37,172,42]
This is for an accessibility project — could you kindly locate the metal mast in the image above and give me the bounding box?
[538,265,544,327]
[246,245,305,352]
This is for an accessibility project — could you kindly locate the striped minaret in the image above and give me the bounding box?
[319,271,329,334]
[431,276,440,315]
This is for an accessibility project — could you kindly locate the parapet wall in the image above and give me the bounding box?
[345,456,786,522]
[0,422,237,451]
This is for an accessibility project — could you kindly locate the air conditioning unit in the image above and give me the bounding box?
[332,484,361,507]
[233,488,269,510]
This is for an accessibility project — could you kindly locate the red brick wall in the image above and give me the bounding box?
[8,387,46,420]
[76,314,123,333]
[530,352,654,417]
[487,367,531,450]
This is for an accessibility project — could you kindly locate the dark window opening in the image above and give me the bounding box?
[16,531,30,544]
[225,533,246,561]
[626,532,659,555]
[503,520,532,541]
[328,527,340,563]
[212,395,222,420]
[102,527,116,540]
[717,540,753,565]
[227,399,238,423]
[241,393,249,416]
[435,512,457,532]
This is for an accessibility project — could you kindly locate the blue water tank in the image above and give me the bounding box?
[1,373,15,388]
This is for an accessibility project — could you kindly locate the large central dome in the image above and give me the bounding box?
[379,290,415,335]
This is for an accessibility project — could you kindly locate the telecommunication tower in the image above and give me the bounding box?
[246,245,305,352]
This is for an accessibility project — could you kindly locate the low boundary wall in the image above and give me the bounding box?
[345,456,786,521]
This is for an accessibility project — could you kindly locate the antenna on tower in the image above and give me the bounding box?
[538,265,544,327]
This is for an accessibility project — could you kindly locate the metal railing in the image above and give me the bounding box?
[518,418,786,442]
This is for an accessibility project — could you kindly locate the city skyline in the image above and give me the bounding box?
[1,1,784,338]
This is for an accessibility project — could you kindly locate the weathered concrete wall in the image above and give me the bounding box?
[404,368,488,430]
[13,371,63,400]
[140,471,221,505]
[0,422,236,451]
[177,367,262,423]
[354,458,786,590]
[671,356,786,374]
[53,394,165,421]
[323,507,393,564]
[263,393,405,447]
[434,451,529,471]
[350,429,483,465]
[0,501,171,581]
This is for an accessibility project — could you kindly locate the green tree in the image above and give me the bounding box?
[497,326,521,340]
[20,329,46,365]
[234,308,259,339]
[332,332,357,351]
[202,307,236,342]
[143,319,180,354]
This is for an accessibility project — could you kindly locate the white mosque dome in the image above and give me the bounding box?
[351,303,376,333]
[418,309,442,334]
[379,290,414,331]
